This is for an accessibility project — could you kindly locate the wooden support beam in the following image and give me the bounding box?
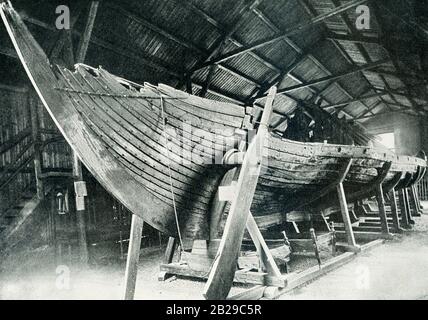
[203,87,276,300]
[49,6,83,61]
[20,15,181,79]
[337,182,357,248]
[398,189,411,228]
[412,184,423,214]
[409,185,421,217]
[354,100,383,119]
[73,153,89,265]
[326,31,381,45]
[368,69,427,82]
[75,1,99,63]
[196,0,260,97]
[322,92,388,110]
[376,183,390,235]
[403,188,415,225]
[246,213,282,278]
[209,168,238,239]
[335,158,358,249]
[389,188,402,233]
[71,1,99,266]
[353,110,419,121]
[158,237,177,281]
[29,93,44,200]
[163,237,177,264]
[274,59,389,95]
[0,128,31,155]
[123,214,144,300]
[191,0,368,70]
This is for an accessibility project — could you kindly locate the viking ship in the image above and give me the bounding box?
[1,2,426,248]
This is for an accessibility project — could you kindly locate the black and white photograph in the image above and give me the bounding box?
[0,0,427,305]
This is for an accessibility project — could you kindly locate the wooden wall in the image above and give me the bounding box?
[0,85,34,213]
[0,85,163,258]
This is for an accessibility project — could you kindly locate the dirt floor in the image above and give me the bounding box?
[1,212,428,300]
[281,210,428,300]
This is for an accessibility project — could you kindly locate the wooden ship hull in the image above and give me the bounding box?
[1,3,426,245]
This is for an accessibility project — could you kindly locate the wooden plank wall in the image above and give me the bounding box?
[0,86,72,216]
[35,98,72,171]
[0,87,34,213]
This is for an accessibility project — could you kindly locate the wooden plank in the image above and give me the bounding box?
[227,286,266,300]
[160,263,285,287]
[283,252,355,293]
[346,161,392,202]
[287,158,353,211]
[203,87,276,300]
[336,231,394,242]
[123,214,144,300]
[289,232,332,252]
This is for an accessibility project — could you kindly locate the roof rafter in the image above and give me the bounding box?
[370,1,426,115]
[325,31,382,45]
[325,0,397,114]
[190,0,368,72]
[298,0,380,118]
[198,0,261,97]
[75,1,99,63]
[106,2,261,92]
[257,58,389,96]
[321,91,389,110]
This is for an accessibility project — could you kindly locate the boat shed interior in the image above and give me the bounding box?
[0,0,428,300]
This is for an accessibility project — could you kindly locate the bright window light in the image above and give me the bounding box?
[376,132,395,150]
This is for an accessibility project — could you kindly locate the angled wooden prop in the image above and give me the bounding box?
[123,214,144,300]
[203,86,277,300]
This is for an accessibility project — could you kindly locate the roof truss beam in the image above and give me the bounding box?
[260,59,389,96]
[190,0,368,72]
[325,31,382,45]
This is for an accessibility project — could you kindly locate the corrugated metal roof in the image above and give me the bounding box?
[2,0,425,135]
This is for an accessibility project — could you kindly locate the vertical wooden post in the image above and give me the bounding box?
[29,94,44,200]
[412,185,422,213]
[337,182,357,247]
[376,184,390,234]
[389,188,401,233]
[69,0,100,267]
[310,228,321,268]
[409,185,421,217]
[330,222,337,256]
[163,237,177,264]
[398,189,411,228]
[124,214,144,300]
[73,153,89,265]
[403,188,415,224]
